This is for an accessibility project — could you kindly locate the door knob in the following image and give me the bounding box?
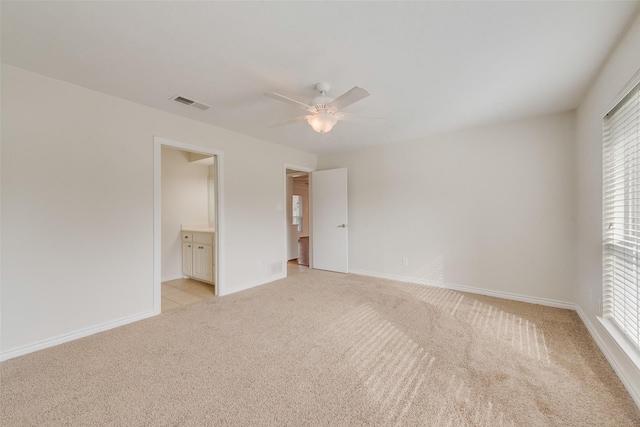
[337,224,347,228]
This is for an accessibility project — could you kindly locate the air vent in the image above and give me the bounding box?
[269,261,283,276]
[170,95,210,111]
[174,96,194,105]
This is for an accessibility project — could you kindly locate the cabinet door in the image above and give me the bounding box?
[182,243,193,276]
[193,244,213,283]
[200,244,213,283]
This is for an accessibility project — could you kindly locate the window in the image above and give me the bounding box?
[292,195,303,233]
[603,81,640,350]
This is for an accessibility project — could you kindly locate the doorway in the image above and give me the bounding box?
[285,165,314,276]
[154,137,225,314]
[284,166,349,276]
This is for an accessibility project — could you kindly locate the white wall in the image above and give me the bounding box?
[575,13,640,404]
[161,147,209,281]
[317,112,576,305]
[0,65,315,358]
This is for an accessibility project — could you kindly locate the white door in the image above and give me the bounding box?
[193,245,206,280]
[312,168,348,273]
[190,244,213,283]
[200,245,214,283]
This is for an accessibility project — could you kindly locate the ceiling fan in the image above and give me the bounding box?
[265,82,374,134]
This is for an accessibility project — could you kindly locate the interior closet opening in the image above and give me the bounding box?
[160,147,218,311]
[154,137,224,314]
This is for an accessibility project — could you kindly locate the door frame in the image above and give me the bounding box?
[153,136,225,314]
[284,163,315,274]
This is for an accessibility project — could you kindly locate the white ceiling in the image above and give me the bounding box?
[2,1,639,154]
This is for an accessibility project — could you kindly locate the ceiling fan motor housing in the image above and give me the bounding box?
[310,82,335,112]
[309,98,337,114]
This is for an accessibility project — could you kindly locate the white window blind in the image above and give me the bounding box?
[603,81,640,350]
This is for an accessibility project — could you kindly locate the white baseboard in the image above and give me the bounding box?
[1,270,288,359]
[220,272,286,296]
[0,310,156,362]
[575,306,640,409]
[348,269,575,310]
[349,268,640,409]
[161,274,185,282]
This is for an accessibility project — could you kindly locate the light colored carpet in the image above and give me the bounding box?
[2,269,639,426]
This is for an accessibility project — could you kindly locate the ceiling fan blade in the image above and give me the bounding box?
[327,86,370,110]
[268,115,310,128]
[265,92,311,110]
[338,112,386,126]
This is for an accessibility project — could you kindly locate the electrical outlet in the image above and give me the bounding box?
[588,289,593,304]
[402,258,409,266]
[257,260,262,269]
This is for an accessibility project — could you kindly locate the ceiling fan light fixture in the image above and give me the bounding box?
[266,82,373,136]
[308,111,338,133]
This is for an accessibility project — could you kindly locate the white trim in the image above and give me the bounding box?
[598,316,640,372]
[0,310,155,362]
[285,164,315,173]
[161,274,185,282]
[219,272,286,296]
[602,67,640,118]
[154,141,162,314]
[349,269,575,310]
[154,136,225,312]
[575,306,640,409]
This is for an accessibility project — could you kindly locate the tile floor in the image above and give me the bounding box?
[161,278,216,312]
[287,260,309,276]
[163,265,309,312]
